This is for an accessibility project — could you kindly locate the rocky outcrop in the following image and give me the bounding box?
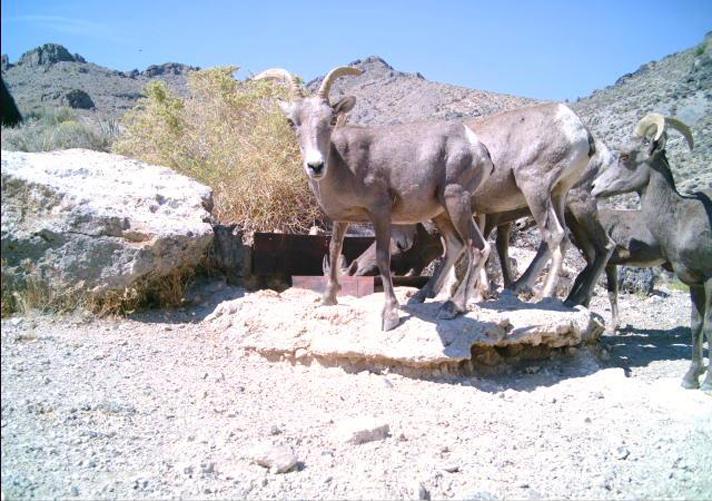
[18,43,84,67]
[142,63,199,78]
[1,149,214,308]
[207,287,604,378]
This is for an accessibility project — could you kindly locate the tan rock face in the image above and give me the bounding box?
[209,287,604,377]
[1,149,214,302]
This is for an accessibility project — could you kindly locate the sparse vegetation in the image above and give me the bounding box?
[1,265,195,317]
[113,67,322,233]
[0,107,119,152]
[694,43,706,57]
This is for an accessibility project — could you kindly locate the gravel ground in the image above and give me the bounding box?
[1,281,711,500]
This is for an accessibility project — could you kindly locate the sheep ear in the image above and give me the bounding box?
[332,96,356,115]
[277,100,295,117]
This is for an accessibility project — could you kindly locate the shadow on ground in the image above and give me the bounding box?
[600,325,699,376]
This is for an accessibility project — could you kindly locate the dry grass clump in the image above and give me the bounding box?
[0,107,119,152]
[113,67,322,233]
[1,264,194,317]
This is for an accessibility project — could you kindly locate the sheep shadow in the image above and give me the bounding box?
[396,294,608,391]
[599,325,698,376]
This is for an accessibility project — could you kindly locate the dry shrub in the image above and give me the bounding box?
[1,264,194,317]
[1,107,119,152]
[113,67,322,233]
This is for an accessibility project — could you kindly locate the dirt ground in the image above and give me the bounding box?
[1,280,711,500]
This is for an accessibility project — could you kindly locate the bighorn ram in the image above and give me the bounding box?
[592,113,711,392]
[332,104,603,306]
[254,67,494,330]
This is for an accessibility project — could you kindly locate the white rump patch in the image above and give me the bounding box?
[463,124,480,145]
[555,104,587,145]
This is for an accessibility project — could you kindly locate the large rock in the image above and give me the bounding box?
[1,149,213,307]
[17,43,82,67]
[208,287,604,377]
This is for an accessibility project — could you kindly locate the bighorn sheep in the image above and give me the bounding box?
[480,140,616,306]
[596,208,671,329]
[411,105,595,303]
[332,104,603,306]
[592,113,711,392]
[254,66,494,330]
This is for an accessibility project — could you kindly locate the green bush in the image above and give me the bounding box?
[113,67,322,233]
[0,107,119,152]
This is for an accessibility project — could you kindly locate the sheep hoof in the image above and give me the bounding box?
[381,311,400,331]
[321,295,338,306]
[437,300,462,320]
[680,376,700,390]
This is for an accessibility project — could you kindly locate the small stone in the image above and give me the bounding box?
[615,446,630,460]
[584,417,592,424]
[270,425,282,435]
[442,464,460,473]
[333,417,390,445]
[251,444,298,474]
[10,318,23,327]
[294,348,308,359]
[70,486,79,496]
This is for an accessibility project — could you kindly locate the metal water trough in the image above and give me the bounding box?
[252,232,428,297]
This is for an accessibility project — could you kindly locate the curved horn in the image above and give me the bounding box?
[634,113,694,151]
[664,117,694,150]
[634,113,666,142]
[252,68,306,98]
[316,66,363,102]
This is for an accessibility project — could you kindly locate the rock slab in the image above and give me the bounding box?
[210,287,604,377]
[1,149,214,303]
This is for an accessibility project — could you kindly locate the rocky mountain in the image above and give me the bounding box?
[306,56,536,125]
[1,43,199,118]
[3,36,710,196]
[572,32,712,197]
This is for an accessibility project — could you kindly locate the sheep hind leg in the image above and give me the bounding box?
[410,214,463,304]
[371,212,400,331]
[438,185,490,319]
[517,186,566,300]
[698,278,712,394]
[682,284,706,389]
[539,189,570,299]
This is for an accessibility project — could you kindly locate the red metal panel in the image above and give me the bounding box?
[292,276,375,297]
[291,275,429,297]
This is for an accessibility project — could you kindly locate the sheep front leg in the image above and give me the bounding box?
[372,213,400,331]
[322,221,349,306]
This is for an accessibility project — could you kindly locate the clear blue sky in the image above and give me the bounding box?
[1,0,710,100]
